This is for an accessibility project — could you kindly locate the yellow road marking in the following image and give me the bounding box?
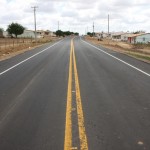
[64,40,73,150]
[64,39,88,150]
[72,40,88,150]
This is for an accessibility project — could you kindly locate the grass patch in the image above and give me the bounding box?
[127,53,150,61]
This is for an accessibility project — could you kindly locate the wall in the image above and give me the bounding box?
[18,30,35,38]
[135,34,150,43]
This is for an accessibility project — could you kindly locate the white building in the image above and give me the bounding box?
[95,32,110,39]
[2,31,11,38]
[128,33,150,44]
[36,30,56,38]
[111,32,125,41]
[18,30,35,38]
[2,29,56,38]
[2,30,35,38]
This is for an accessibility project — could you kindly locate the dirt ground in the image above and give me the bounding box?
[85,36,150,63]
[0,37,60,61]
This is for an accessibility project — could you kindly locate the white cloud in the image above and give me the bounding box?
[0,0,150,34]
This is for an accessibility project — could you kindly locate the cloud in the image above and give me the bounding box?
[0,0,150,34]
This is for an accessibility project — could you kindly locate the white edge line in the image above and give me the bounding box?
[81,38,150,77]
[0,40,62,76]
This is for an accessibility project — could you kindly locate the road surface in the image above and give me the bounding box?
[0,37,150,150]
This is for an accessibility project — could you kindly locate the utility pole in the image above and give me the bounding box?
[93,22,94,37]
[31,6,38,42]
[58,21,59,30]
[108,14,109,38]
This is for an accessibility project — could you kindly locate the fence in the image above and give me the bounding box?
[0,36,56,57]
[0,37,35,50]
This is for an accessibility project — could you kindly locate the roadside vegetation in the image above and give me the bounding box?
[0,23,63,60]
[55,30,79,37]
[0,28,4,37]
[0,36,60,61]
[85,36,150,63]
[0,23,79,61]
[7,23,25,38]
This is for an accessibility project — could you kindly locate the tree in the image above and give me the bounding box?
[74,32,79,36]
[56,30,64,37]
[0,28,3,32]
[87,32,92,36]
[7,23,25,38]
[0,28,4,37]
[133,30,145,34]
[56,30,79,37]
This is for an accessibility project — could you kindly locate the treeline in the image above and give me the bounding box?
[55,30,79,37]
[87,32,95,37]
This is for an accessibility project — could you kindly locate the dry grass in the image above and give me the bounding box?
[0,36,60,61]
[85,36,150,63]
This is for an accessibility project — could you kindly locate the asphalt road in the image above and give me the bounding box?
[0,37,150,150]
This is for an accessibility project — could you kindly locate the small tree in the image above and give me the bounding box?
[56,30,64,37]
[0,28,3,32]
[0,28,4,37]
[7,23,25,38]
[74,32,79,36]
[87,32,93,36]
[133,30,145,34]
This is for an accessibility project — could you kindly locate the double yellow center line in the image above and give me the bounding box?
[64,39,88,150]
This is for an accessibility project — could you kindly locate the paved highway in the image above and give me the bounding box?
[0,37,150,150]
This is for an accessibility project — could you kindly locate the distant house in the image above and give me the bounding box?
[2,30,56,39]
[121,33,131,41]
[18,30,35,38]
[36,30,45,38]
[95,32,110,39]
[36,30,56,38]
[3,31,11,38]
[111,32,125,41]
[2,30,35,38]
[127,33,150,44]
[44,30,56,37]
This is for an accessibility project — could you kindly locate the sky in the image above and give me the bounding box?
[0,0,150,35]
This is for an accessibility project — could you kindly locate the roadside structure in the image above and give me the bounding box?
[95,32,110,40]
[36,30,56,38]
[127,33,150,44]
[95,32,109,38]
[2,30,56,39]
[111,32,125,41]
[17,30,35,38]
[2,31,11,38]
[121,33,135,42]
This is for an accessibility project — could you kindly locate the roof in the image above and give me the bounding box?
[111,32,125,36]
[95,32,108,34]
[24,30,35,32]
[36,30,45,33]
[128,33,150,38]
